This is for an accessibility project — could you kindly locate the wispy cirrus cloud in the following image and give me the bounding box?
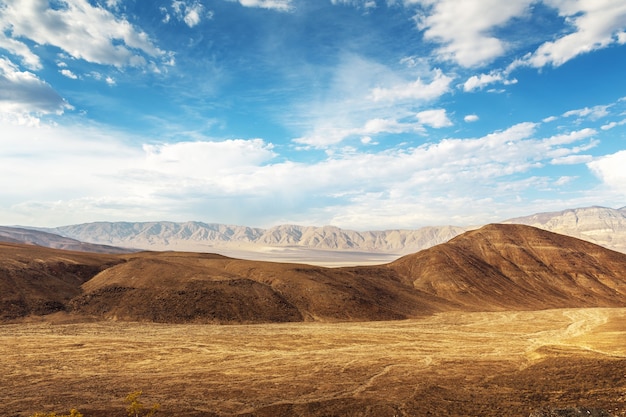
[232,0,294,11]
[369,69,452,102]
[162,1,213,27]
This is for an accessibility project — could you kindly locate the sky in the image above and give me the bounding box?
[1,0,626,230]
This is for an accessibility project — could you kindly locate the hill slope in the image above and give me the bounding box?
[0,242,124,320]
[71,251,448,323]
[390,223,626,311]
[2,224,626,324]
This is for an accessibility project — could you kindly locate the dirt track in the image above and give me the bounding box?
[2,308,626,417]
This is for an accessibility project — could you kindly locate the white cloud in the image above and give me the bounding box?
[60,69,78,79]
[464,114,479,123]
[293,117,425,148]
[0,117,603,228]
[331,0,377,8]
[601,119,626,130]
[415,108,452,128]
[0,0,167,68]
[287,54,444,149]
[143,139,276,176]
[0,57,71,115]
[0,34,42,70]
[525,0,626,67]
[563,105,610,121]
[588,150,626,196]
[463,72,517,92]
[234,0,294,11]
[407,0,626,71]
[369,69,452,102]
[412,0,534,67]
[543,128,596,146]
[551,155,593,165]
[171,1,211,27]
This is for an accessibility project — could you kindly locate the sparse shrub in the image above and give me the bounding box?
[30,409,83,417]
[125,390,160,417]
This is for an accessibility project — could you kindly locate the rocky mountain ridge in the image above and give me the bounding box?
[46,221,471,260]
[9,205,626,264]
[505,205,626,253]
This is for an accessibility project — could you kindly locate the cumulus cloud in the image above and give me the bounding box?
[0,57,71,115]
[0,0,168,68]
[415,108,452,128]
[0,34,42,70]
[412,0,534,67]
[588,150,626,196]
[60,69,78,79]
[464,114,479,123]
[463,72,517,92]
[407,0,626,71]
[524,0,626,68]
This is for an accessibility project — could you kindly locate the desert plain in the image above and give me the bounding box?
[3,223,626,416]
[2,307,625,417]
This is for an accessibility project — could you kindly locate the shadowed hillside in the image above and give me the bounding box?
[72,251,448,323]
[2,224,626,323]
[0,243,124,320]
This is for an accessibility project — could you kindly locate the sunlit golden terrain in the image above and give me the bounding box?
[2,308,625,417]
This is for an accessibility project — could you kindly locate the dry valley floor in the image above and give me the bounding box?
[2,308,625,417]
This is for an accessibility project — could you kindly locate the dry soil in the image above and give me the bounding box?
[2,307,625,416]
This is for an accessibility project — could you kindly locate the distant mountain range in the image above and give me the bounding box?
[3,205,626,264]
[47,221,469,252]
[504,205,626,254]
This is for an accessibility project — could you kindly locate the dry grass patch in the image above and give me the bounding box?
[1,308,625,416]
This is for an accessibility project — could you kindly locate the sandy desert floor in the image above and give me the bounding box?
[2,308,626,417]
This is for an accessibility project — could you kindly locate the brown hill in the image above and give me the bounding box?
[0,242,124,320]
[72,251,448,323]
[390,223,626,311]
[2,224,626,324]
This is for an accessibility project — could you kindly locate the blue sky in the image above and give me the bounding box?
[1,0,626,229]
